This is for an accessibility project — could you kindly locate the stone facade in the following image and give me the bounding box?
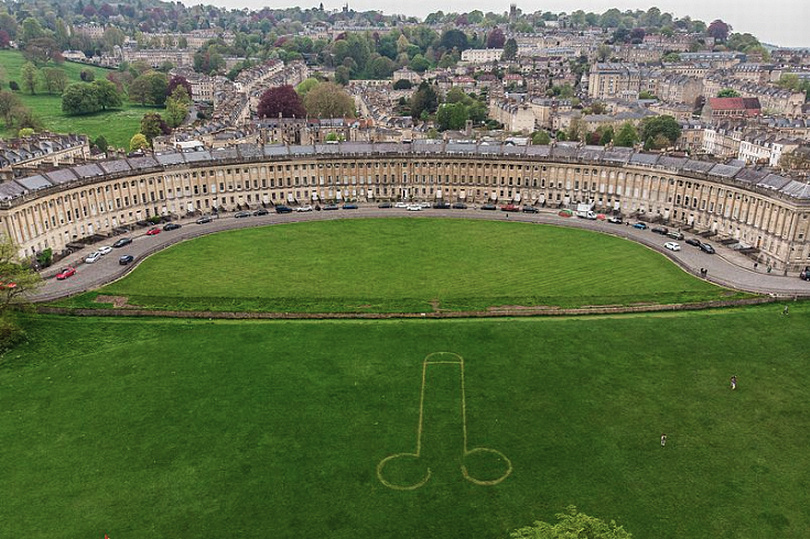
[2,143,810,272]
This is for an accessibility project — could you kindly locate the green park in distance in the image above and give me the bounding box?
[0,50,163,148]
[64,218,743,313]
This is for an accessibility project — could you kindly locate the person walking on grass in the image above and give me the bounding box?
[783,305,789,316]
[730,375,737,390]
[661,433,667,447]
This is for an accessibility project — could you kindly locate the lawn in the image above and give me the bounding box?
[1,303,809,538]
[71,219,743,313]
[0,50,163,148]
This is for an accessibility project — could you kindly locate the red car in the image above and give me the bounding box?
[146,227,161,236]
[56,267,76,280]
[500,204,520,212]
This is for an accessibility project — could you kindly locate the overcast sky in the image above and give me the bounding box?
[198,0,810,48]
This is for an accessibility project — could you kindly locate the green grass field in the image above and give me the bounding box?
[0,50,162,148]
[66,219,742,313]
[2,304,810,538]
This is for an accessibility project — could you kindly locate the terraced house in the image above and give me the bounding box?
[1,142,810,273]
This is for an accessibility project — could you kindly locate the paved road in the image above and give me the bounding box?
[33,206,810,302]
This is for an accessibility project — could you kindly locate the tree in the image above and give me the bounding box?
[92,79,122,110]
[295,77,320,97]
[502,38,518,61]
[486,27,505,49]
[629,27,646,44]
[334,66,350,86]
[509,505,632,539]
[410,81,438,120]
[61,83,100,115]
[707,19,731,42]
[303,82,354,118]
[439,29,468,51]
[598,125,614,145]
[94,135,108,153]
[0,90,23,126]
[165,87,190,128]
[147,72,168,106]
[532,131,551,145]
[128,75,153,106]
[717,88,740,98]
[369,56,396,79]
[140,113,169,143]
[409,54,431,73]
[257,85,306,119]
[17,127,34,137]
[41,68,68,94]
[436,102,468,131]
[80,69,95,82]
[20,62,38,95]
[639,115,681,147]
[614,122,639,147]
[0,235,42,315]
[23,37,62,66]
[166,75,193,100]
[393,79,412,90]
[129,133,149,152]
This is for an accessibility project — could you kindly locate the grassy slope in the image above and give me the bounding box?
[0,50,162,148]
[79,219,740,312]
[1,304,809,538]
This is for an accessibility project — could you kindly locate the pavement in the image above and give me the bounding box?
[32,206,810,303]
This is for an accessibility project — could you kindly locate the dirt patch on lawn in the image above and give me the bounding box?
[94,295,130,308]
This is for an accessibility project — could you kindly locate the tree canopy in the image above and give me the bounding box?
[510,505,632,539]
[0,235,42,315]
[257,85,307,119]
[303,82,355,118]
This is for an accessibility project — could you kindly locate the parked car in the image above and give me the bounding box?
[685,238,702,247]
[419,202,431,208]
[342,203,358,209]
[500,204,520,212]
[699,243,716,254]
[295,205,313,212]
[253,208,269,216]
[323,204,339,210]
[163,223,182,231]
[195,216,212,224]
[113,237,132,248]
[651,226,669,235]
[406,204,422,211]
[607,216,623,224]
[378,202,393,208]
[394,202,409,208]
[664,241,681,251]
[275,205,293,214]
[800,266,810,280]
[146,227,161,235]
[119,255,134,265]
[667,231,684,240]
[85,251,102,264]
[633,222,647,230]
[522,205,539,213]
[481,203,497,210]
[452,202,468,209]
[234,211,251,218]
[98,246,113,255]
[56,267,76,280]
[433,202,450,209]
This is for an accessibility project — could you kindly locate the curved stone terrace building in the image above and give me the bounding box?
[2,141,810,271]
